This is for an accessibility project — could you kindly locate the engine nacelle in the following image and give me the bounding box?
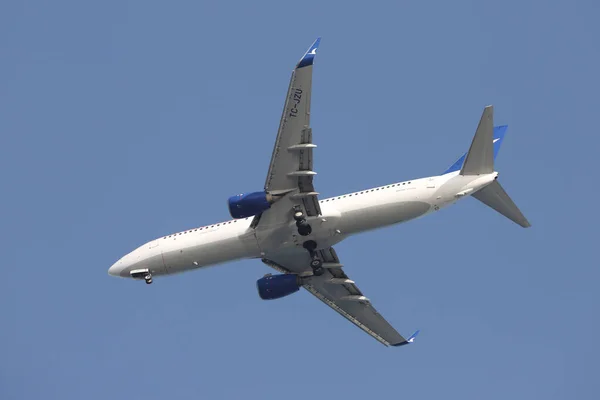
[257,274,300,300]
[228,191,274,219]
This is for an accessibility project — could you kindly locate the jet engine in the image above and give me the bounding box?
[256,274,301,300]
[228,191,274,219]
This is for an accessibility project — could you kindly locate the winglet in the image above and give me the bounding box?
[407,330,420,343]
[297,38,321,69]
[392,330,420,347]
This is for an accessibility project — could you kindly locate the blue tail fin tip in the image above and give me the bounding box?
[492,125,508,159]
[443,125,509,174]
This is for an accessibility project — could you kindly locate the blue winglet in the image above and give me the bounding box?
[297,38,321,69]
[407,330,420,343]
[392,330,420,347]
[443,125,508,174]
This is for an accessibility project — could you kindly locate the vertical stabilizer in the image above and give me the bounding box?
[443,125,508,175]
[460,105,495,175]
[472,180,531,227]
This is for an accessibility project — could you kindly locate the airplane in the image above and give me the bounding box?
[108,38,530,347]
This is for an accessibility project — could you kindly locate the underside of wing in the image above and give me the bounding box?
[263,247,418,347]
[257,39,322,229]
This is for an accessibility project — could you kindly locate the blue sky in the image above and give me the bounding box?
[1,1,598,399]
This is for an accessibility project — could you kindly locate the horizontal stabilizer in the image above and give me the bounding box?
[472,180,531,228]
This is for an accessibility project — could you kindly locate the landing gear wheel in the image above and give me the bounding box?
[304,241,324,276]
[295,206,312,236]
[303,240,317,252]
[296,220,312,236]
[144,274,153,285]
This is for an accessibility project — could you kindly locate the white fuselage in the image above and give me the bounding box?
[108,171,498,279]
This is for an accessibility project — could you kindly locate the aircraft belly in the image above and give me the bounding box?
[256,209,343,253]
[339,200,431,234]
[161,229,261,274]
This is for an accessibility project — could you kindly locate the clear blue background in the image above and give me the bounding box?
[1,1,598,399]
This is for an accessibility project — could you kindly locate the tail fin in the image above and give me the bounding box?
[444,105,531,228]
[472,180,531,227]
[443,106,508,175]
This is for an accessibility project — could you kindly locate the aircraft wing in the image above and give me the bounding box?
[263,247,419,347]
[259,38,322,227]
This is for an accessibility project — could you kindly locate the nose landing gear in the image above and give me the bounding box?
[130,269,153,284]
[303,240,324,276]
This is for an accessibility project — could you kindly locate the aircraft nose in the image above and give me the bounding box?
[108,260,123,277]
